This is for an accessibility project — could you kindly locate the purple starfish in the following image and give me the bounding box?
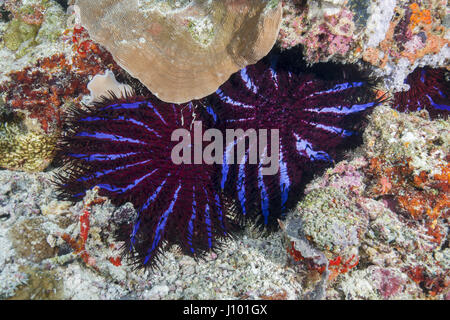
[393,67,449,119]
[209,54,382,226]
[56,96,231,267]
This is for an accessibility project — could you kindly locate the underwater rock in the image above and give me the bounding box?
[0,19,125,172]
[0,226,28,299]
[0,0,69,82]
[9,216,57,263]
[339,266,418,299]
[363,104,449,176]
[294,186,369,260]
[278,0,449,93]
[75,0,283,103]
[283,105,449,298]
[363,105,449,243]
[283,158,369,286]
[279,0,357,63]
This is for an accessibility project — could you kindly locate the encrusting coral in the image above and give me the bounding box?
[283,105,449,299]
[278,0,449,67]
[363,105,449,244]
[277,0,449,96]
[0,0,69,64]
[74,0,283,103]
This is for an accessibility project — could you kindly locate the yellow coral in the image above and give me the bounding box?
[0,114,58,172]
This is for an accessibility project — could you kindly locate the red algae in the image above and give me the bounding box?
[287,241,359,281]
[0,26,122,134]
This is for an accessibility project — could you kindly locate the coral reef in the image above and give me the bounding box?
[0,0,448,301]
[0,3,124,171]
[3,14,41,52]
[362,1,448,70]
[295,186,368,261]
[279,0,357,63]
[0,226,28,299]
[0,28,121,135]
[0,103,448,299]
[74,0,282,103]
[278,0,449,93]
[363,105,449,245]
[0,0,70,82]
[54,46,383,267]
[339,266,413,299]
[283,104,449,299]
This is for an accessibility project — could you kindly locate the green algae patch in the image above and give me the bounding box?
[4,18,40,51]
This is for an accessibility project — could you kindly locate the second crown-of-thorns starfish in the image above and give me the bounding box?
[55,49,383,267]
[393,67,449,119]
[209,50,384,227]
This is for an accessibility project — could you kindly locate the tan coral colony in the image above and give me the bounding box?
[75,0,283,103]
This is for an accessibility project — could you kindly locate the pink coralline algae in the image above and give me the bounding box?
[375,267,407,299]
[363,1,448,69]
[302,10,355,63]
[278,2,356,63]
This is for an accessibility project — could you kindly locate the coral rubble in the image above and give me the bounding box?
[283,105,449,299]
